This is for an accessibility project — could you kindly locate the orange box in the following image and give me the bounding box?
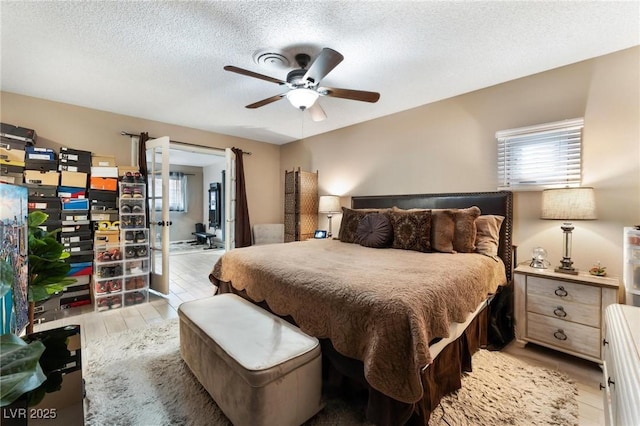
[90,177,117,191]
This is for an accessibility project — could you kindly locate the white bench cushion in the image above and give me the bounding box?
[179,294,319,381]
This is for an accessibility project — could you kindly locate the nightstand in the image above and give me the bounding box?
[514,265,620,363]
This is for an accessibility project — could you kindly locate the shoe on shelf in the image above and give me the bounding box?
[121,187,132,198]
[125,231,134,243]
[122,172,134,183]
[133,172,145,183]
[135,231,146,243]
[121,204,132,213]
[132,187,144,198]
[132,204,143,213]
[136,245,148,257]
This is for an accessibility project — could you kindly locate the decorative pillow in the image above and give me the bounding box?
[452,206,482,253]
[339,207,389,243]
[388,208,431,252]
[355,213,393,248]
[475,215,505,258]
[431,209,457,253]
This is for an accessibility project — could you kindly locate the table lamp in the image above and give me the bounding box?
[541,187,597,274]
[318,195,341,238]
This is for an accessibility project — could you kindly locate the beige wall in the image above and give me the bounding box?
[0,92,282,227]
[281,47,640,280]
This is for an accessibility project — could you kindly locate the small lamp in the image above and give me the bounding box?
[318,195,341,238]
[541,187,597,274]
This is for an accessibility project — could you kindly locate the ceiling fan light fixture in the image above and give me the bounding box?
[286,88,319,110]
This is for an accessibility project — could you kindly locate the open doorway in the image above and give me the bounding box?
[149,144,227,256]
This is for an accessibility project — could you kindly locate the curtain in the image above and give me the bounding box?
[138,132,150,228]
[232,147,251,247]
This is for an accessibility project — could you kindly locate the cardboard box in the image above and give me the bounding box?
[60,211,89,222]
[0,158,25,168]
[58,161,91,173]
[91,166,119,178]
[118,166,140,177]
[60,223,91,235]
[0,123,37,143]
[61,171,87,188]
[62,198,90,211]
[60,147,91,163]
[1,164,25,174]
[25,146,55,161]
[57,186,86,199]
[90,177,117,191]
[87,189,117,202]
[27,197,61,210]
[92,155,116,167]
[25,158,57,171]
[1,136,31,151]
[0,146,25,162]
[24,184,58,198]
[24,170,60,186]
[94,230,120,246]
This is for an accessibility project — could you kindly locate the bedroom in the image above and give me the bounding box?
[1,1,639,425]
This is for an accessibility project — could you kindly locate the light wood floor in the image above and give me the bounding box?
[35,250,605,425]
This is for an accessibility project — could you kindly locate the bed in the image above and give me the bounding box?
[210,191,514,425]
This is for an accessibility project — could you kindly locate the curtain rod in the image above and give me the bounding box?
[120,131,252,155]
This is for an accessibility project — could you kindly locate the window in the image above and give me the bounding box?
[151,172,188,212]
[496,118,584,190]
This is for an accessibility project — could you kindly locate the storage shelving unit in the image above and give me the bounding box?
[92,180,150,311]
[119,181,149,307]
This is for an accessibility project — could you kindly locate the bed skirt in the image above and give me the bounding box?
[215,281,488,425]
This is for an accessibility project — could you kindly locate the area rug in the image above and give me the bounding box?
[83,319,579,426]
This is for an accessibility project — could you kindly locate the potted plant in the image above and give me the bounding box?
[26,210,76,333]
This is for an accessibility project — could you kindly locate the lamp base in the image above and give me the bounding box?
[554,266,579,275]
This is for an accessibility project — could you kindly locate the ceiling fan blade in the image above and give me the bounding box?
[302,48,344,85]
[323,87,380,103]
[224,65,286,85]
[308,102,327,122]
[246,94,286,109]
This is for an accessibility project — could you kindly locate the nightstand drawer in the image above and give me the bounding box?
[527,293,600,327]
[527,312,600,358]
[527,276,600,305]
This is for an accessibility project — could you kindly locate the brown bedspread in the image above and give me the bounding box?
[209,239,506,404]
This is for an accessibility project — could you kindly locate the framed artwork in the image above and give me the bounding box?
[0,183,29,335]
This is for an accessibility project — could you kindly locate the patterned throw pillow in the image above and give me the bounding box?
[389,208,432,252]
[356,213,393,248]
[339,207,388,243]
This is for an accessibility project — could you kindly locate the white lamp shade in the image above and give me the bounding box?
[541,187,597,220]
[286,88,319,109]
[318,195,341,214]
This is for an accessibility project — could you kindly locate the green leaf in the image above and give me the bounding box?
[0,334,46,407]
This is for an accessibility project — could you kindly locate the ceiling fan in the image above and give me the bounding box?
[224,48,380,122]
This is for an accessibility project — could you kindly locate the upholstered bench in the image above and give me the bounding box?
[178,294,323,426]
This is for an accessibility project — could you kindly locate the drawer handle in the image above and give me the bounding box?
[553,329,568,341]
[553,306,567,318]
[554,286,568,297]
[603,339,609,346]
[608,377,615,387]
[599,383,605,390]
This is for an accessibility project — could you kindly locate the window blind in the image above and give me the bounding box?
[496,118,584,190]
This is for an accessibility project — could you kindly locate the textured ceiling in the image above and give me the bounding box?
[1,1,638,145]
